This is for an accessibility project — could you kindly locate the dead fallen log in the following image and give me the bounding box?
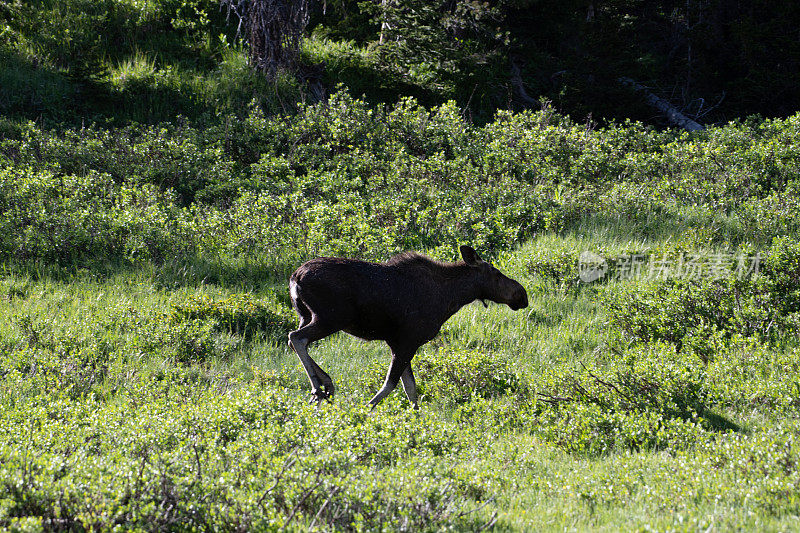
[619,77,704,131]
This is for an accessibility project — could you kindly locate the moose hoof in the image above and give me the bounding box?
[308,387,333,405]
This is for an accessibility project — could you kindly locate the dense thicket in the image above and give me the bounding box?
[1,92,799,273]
[314,0,800,123]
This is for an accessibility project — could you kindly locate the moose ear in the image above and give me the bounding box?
[460,245,481,266]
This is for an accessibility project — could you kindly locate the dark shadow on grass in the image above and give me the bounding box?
[321,58,443,111]
[0,48,77,121]
[0,50,216,126]
[702,410,745,434]
[78,78,215,125]
[1,254,297,302]
[153,255,300,297]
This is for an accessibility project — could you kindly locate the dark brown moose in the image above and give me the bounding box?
[287,245,529,408]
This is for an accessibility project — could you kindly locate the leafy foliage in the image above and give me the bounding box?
[171,292,295,340]
[606,236,800,352]
[362,347,521,407]
[0,387,494,531]
[3,93,800,271]
[533,343,712,455]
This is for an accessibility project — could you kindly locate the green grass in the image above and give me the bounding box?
[3,103,800,527]
[2,223,800,529]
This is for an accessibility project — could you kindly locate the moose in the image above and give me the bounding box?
[287,245,529,408]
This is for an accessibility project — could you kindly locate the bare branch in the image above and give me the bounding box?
[478,511,499,532]
[308,486,342,530]
[537,392,575,404]
[280,470,325,531]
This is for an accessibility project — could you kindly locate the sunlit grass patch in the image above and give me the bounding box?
[110,49,158,88]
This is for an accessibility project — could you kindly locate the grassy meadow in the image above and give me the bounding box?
[2,98,800,531]
[2,1,800,531]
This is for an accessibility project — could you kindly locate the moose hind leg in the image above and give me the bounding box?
[288,321,337,403]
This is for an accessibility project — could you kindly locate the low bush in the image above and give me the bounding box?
[361,348,522,407]
[553,420,800,524]
[414,348,521,405]
[704,337,800,410]
[605,237,800,352]
[4,94,800,271]
[0,387,494,531]
[1,312,115,401]
[167,317,228,363]
[524,243,654,291]
[0,167,195,265]
[531,343,722,455]
[170,293,295,340]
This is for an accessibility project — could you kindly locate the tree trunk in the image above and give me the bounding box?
[223,0,310,79]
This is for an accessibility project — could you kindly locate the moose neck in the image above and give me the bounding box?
[439,263,484,316]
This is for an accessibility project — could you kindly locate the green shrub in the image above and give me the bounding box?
[532,343,721,455]
[704,336,800,410]
[171,293,295,341]
[605,237,800,351]
[761,235,800,322]
[167,317,222,363]
[536,403,707,456]
[415,348,521,405]
[1,313,115,400]
[0,388,493,531]
[361,348,522,407]
[525,244,654,292]
[0,167,196,265]
[5,94,800,271]
[542,344,708,419]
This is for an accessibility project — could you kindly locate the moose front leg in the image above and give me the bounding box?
[307,356,335,400]
[400,366,419,409]
[368,348,415,409]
